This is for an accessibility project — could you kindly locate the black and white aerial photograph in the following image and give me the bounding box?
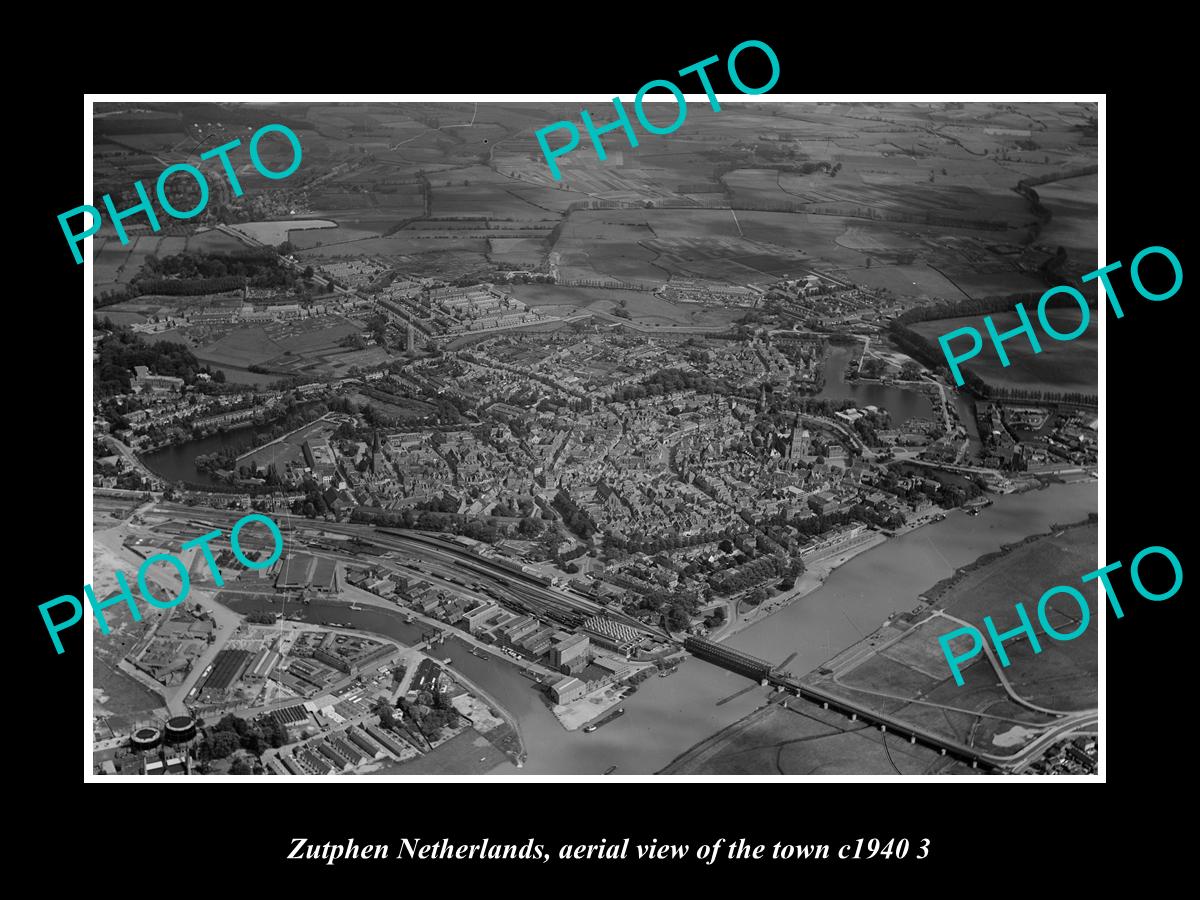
[87,99,1098,778]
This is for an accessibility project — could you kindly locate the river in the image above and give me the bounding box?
[222,480,1096,775]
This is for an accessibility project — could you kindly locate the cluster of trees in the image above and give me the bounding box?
[350,506,502,544]
[610,368,734,403]
[894,291,1051,328]
[756,506,852,537]
[212,398,326,443]
[94,327,212,397]
[987,385,1097,406]
[753,143,829,170]
[93,460,156,492]
[605,528,729,556]
[711,554,786,597]
[195,445,241,474]
[414,493,461,514]
[133,275,251,297]
[517,516,545,537]
[289,478,334,518]
[851,408,893,447]
[131,248,310,295]
[196,712,288,765]
[244,610,277,625]
[664,594,701,631]
[859,356,887,379]
[552,490,596,540]
[395,689,460,744]
[889,320,992,397]
[189,401,328,473]
[888,287,1094,397]
[354,390,467,428]
[143,249,293,282]
[885,466,982,509]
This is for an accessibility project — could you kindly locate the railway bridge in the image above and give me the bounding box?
[683,636,996,771]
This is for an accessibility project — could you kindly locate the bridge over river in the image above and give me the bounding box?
[682,636,996,771]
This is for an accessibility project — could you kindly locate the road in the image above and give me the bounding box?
[102,434,164,485]
[92,509,242,716]
[772,603,1097,772]
[769,672,1090,772]
[921,374,953,433]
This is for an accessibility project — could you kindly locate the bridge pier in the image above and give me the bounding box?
[822,702,828,709]
[940,748,946,756]
[880,725,886,733]
[850,713,857,721]
[909,734,916,744]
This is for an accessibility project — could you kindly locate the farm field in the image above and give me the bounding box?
[185,229,251,253]
[509,283,744,327]
[323,346,392,371]
[272,317,361,354]
[90,101,1097,313]
[553,215,665,283]
[430,181,563,220]
[289,224,386,249]
[1034,174,1098,261]
[296,235,488,260]
[724,168,798,207]
[93,229,249,288]
[136,327,190,345]
[183,315,385,381]
[800,519,1097,758]
[231,220,337,245]
[911,308,1097,394]
[660,700,962,775]
[194,326,282,367]
[935,522,1097,711]
[97,309,149,327]
[94,239,133,287]
[837,263,971,297]
[488,237,547,266]
[208,364,271,386]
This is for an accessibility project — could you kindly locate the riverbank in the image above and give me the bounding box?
[658,697,961,775]
[918,511,1098,607]
[662,499,1099,774]
[277,586,529,768]
[711,527,898,645]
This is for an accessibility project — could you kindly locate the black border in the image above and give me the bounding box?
[18,28,1189,881]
